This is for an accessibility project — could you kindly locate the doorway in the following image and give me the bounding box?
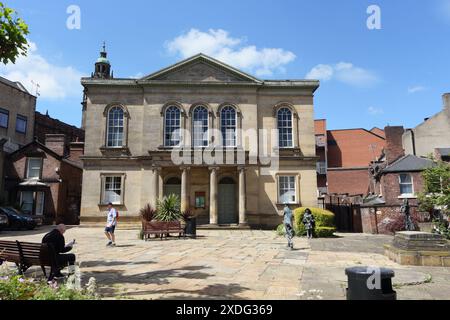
[218,177,237,224]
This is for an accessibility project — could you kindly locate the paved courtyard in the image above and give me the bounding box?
[1,226,449,300]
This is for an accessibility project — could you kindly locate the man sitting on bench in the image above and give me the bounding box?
[42,224,76,278]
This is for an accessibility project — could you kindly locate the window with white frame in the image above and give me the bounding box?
[192,106,209,147]
[26,158,42,179]
[221,106,237,147]
[399,173,414,196]
[164,106,181,147]
[103,176,123,205]
[107,106,124,147]
[277,108,293,148]
[278,176,297,204]
[0,108,9,128]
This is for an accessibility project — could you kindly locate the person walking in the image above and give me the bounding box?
[283,203,295,250]
[105,202,117,247]
[303,208,315,239]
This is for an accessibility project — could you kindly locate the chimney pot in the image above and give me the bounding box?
[443,93,450,110]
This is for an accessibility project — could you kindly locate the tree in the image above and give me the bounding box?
[418,161,450,213]
[0,2,29,64]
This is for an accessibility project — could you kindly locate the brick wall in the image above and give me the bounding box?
[361,205,430,235]
[380,172,424,206]
[384,126,405,165]
[327,169,370,195]
[327,129,385,168]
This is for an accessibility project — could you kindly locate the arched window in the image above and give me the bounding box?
[164,106,181,147]
[192,106,209,147]
[277,107,293,148]
[221,106,237,147]
[107,106,124,147]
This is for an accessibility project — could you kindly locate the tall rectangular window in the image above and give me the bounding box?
[278,176,297,204]
[399,174,414,196]
[103,176,123,205]
[16,114,27,134]
[0,108,9,128]
[27,158,42,179]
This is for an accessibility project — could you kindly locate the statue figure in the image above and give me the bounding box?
[283,203,295,250]
[302,208,316,239]
[401,199,415,231]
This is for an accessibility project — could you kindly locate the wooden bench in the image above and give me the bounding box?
[142,221,185,241]
[0,240,57,280]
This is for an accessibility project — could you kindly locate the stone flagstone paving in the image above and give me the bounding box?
[1,227,449,300]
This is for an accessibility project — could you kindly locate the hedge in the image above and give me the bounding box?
[277,207,336,238]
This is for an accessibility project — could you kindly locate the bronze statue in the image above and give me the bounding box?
[401,199,415,231]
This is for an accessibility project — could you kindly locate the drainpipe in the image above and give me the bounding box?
[407,129,416,156]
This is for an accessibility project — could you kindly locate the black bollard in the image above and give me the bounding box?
[345,266,397,300]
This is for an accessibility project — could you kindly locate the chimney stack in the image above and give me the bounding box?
[384,126,405,165]
[45,134,67,157]
[443,93,450,110]
[68,141,84,165]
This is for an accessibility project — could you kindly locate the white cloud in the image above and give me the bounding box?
[306,62,379,87]
[368,106,384,116]
[0,40,84,100]
[407,85,426,94]
[165,29,296,77]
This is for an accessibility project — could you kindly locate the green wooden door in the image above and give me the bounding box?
[218,180,237,224]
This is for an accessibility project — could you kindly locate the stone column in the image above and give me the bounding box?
[238,167,247,226]
[150,167,161,207]
[209,167,219,225]
[180,167,190,212]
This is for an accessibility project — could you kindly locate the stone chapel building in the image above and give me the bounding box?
[80,48,319,228]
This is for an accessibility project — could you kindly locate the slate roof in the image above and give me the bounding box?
[383,154,436,173]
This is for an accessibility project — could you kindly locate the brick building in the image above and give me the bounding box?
[0,76,37,196]
[326,128,385,196]
[362,126,436,234]
[4,134,83,225]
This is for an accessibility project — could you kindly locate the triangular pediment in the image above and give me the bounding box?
[141,54,261,83]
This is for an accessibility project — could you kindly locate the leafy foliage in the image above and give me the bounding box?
[155,194,182,222]
[0,265,98,300]
[277,207,336,238]
[0,2,29,64]
[181,209,195,221]
[294,207,335,237]
[139,204,156,222]
[418,161,450,213]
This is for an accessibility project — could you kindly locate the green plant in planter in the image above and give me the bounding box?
[182,209,195,221]
[155,194,182,222]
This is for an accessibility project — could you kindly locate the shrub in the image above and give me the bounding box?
[315,227,337,238]
[381,213,421,235]
[0,275,98,300]
[294,207,336,237]
[139,204,156,222]
[276,224,286,236]
[155,194,182,222]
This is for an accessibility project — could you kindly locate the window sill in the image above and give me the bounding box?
[276,202,300,206]
[398,195,417,199]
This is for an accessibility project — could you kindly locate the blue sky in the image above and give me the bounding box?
[2,0,450,130]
